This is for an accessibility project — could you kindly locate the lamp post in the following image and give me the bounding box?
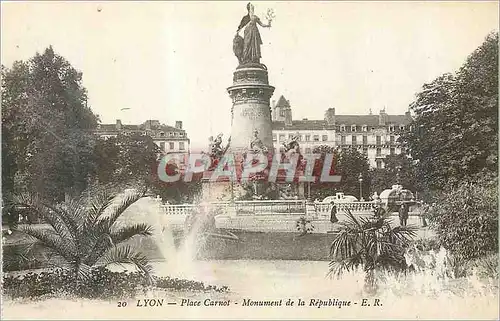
[358,173,364,201]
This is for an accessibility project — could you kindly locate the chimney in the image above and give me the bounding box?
[116,119,122,130]
[325,108,336,126]
[175,121,183,130]
[379,109,388,126]
[284,109,292,127]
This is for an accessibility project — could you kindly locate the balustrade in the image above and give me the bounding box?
[161,200,421,219]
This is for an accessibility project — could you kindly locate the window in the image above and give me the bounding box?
[340,125,345,132]
[160,132,165,137]
[351,125,357,132]
[389,126,395,132]
[169,132,174,137]
[376,160,382,169]
[363,148,368,155]
[160,142,165,151]
[305,135,310,141]
[390,136,395,144]
[313,135,319,141]
[390,148,395,155]
[272,134,277,141]
[363,135,368,145]
[400,125,405,131]
[341,136,346,145]
[279,134,285,141]
[279,109,285,117]
[376,136,381,145]
[352,135,357,145]
[322,135,328,141]
[179,142,185,151]
[305,148,311,154]
[362,125,368,132]
[376,148,381,156]
[169,142,174,150]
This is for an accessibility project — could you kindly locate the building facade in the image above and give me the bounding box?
[94,119,190,155]
[271,95,412,168]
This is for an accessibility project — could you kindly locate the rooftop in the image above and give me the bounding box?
[95,120,185,133]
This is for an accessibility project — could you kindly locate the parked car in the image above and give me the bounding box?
[322,193,358,204]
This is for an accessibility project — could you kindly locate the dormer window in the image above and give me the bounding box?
[340,125,346,132]
[389,126,395,132]
[97,124,101,130]
[400,125,405,131]
[169,132,174,137]
[160,132,165,137]
[362,125,368,132]
[351,125,357,132]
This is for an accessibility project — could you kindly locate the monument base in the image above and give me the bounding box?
[201,178,247,202]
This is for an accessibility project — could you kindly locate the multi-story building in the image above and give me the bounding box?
[271,95,412,168]
[94,119,190,155]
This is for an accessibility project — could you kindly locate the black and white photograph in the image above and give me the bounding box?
[1,1,498,319]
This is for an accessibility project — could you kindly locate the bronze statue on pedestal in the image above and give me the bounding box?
[233,3,274,66]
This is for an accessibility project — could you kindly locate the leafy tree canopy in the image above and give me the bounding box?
[401,32,498,191]
[2,46,99,202]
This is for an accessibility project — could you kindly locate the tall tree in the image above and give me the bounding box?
[2,46,99,202]
[369,152,418,196]
[401,32,498,191]
[93,133,159,188]
[310,146,370,200]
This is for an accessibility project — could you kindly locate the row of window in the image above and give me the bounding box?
[338,125,407,132]
[273,133,329,142]
[159,141,186,151]
[272,133,399,145]
[340,135,397,145]
[299,146,396,156]
[158,131,185,138]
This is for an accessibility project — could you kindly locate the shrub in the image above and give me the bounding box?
[427,179,498,260]
[473,253,499,280]
[413,238,441,252]
[296,217,314,236]
[3,267,229,300]
[2,244,45,272]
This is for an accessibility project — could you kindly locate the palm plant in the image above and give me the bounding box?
[11,187,154,283]
[329,209,417,293]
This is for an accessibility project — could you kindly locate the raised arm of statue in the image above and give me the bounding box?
[256,17,271,28]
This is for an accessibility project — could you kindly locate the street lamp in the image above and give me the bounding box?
[358,173,364,201]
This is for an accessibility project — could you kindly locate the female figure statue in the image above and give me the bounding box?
[234,3,272,66]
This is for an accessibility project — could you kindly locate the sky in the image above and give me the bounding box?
[2,1,498,150]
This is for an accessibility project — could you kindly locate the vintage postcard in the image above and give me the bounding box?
[1,1,498,320]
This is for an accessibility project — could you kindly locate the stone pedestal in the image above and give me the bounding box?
[227,65,275,153]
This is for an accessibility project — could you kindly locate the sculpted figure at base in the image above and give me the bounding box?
[283,132,300,155]
[249,129,268,153]
[233,3,273,66]
[210,133,225,159]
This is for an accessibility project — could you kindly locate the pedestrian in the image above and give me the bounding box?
[330,201,338,223]
[399,203,409,226]
[420,202,429,227]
